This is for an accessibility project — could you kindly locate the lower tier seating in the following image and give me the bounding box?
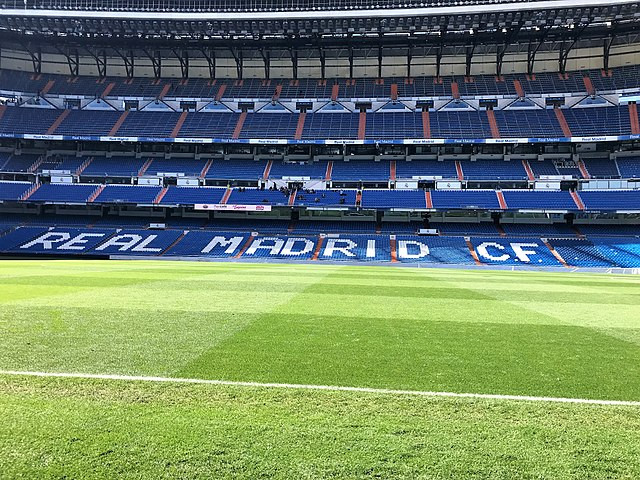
[2,223,639,268]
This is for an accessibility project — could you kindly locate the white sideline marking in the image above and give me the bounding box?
[1,370,639,406]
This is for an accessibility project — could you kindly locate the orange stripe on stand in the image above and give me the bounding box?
[234,235,255,259]
[390,237,398,263]
[311,236,325,261]
[425,190,433,209]
[542,239,571,269]
[465,238,483,266]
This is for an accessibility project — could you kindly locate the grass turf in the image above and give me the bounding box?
[1,259,640,478]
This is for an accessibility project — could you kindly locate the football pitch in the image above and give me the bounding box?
[1,260,640,479]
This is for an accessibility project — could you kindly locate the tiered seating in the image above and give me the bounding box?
[590,237,640,267]
[301,114,360,139]
[471,237,561,266]
[1,215,640,267]
[514,72,584,95]
[177,112,237,138]
[0,181,32,201]
[493,110,564,138]
[226,188,289,205]
[501,190,577,210]
[206,159,266,180]
[0,104,636,140]
[159,186,226,205]
[4,67,640,100]
[294,189,356,207]
[582,157,620,178]
[589,65,640,92]
[430,111,492,138]
[317,235,391,262]
[163,231,250,257]
[361,189,425,209]
[239,114,299,139]
[144,158,206,176]
[580,190,640,211]
[365,113,424,139]
[460,159,527,180]
[269,161,328,179]
[241,236,318,261]
[117,111,182,137]
[94,185,162,203]
[0,226,52,251]
[52,156,87,174]
[454,76,513,96]
[431,190,500,209]
[0,107,60,135]
[82,156,147,177]
[395,235,475,265]
[28,183,97,203]
[109,78,165,98]
[395,160,457,179]
[55,110,122,136]
[332,160,390,181]
[0,227,115,254]
[563,106,631,137]
[91,229,183,256]
[527,159,559,177]
[0,154,40,173]
[548,238,617,267]
[615,157,640,179]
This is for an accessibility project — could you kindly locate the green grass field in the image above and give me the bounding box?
[1,260,640,479]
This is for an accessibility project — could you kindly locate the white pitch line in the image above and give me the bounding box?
[1,370,639,407]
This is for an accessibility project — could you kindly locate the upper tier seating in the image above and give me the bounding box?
[431,190,500,209]
[493,110,565,138]
[563,105,632,137]
[55,110,123,137]
[3,66,640,100]
[0,105,633,140]
[361,189,426,209]
[365,112,424,139]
